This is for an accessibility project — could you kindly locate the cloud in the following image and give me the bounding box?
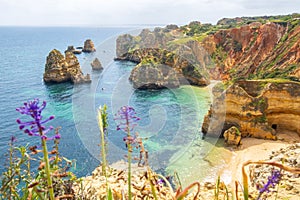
[0,0,299,26]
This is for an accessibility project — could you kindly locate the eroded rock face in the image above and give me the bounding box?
[91,58,103,70]
[201,21,300,80]
[83,39,96,52]
[129,63,180,89]
[117,48,210,87]
[43,49,91,84]
[116,19,300,82]
[202,81,300,139]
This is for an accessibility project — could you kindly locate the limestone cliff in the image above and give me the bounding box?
[116,15,300,82]
[202,80,300,139]
[43,49,91,84]
[129,63,180,89]
[116,48,210,88]
[115,14,300,140]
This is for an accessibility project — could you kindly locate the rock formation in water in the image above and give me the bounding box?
[129,63,180,89]
[116,48,210,88]
[91,58,103,70]
[43,49,91,84]
[65,46,82,54]
[83,39,96,52]
[202,80,300,140]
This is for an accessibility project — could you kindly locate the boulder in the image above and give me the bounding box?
[91,58,103,70]
[224,126,242,146]
[82,39,96,52]
[43,49,91,84]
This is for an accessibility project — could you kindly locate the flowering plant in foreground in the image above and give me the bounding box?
[242,161,300,200]
[256,169,282,200]
[115,105,140,200]
[16,99,59,200]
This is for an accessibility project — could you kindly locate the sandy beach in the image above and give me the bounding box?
[219,130,300,186]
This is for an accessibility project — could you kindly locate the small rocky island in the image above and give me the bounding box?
[91,58,103,70]
[43,49,91,84]
[83,39,96,52]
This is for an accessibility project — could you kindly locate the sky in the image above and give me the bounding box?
[0,0,299,26]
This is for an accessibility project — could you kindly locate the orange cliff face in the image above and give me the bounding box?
[115,18,299,82]
[202,80,300,140]
[201,21,299,81]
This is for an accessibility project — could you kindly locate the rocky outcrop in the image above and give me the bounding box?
[91,58,103,70]
[65,46,82,54]
[43,49,91,84]
[117,48,210,87]
[129,63,180,89]
[73,162,174,199]
[224,126,242,146]
[116,34,137,58]
[83,39,96,52]
[116,16,300,82]
[202,81,300,139]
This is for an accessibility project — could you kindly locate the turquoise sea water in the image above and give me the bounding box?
[0,27,132,175]
[0,27,223,183]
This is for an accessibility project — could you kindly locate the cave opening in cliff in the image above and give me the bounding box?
[272,124,278,130]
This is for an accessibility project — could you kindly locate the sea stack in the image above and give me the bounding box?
[91,58,103,70]
[82,39,96,52]
[43,49,91,84]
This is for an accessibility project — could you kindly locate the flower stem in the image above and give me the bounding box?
[126,117,132,200]
[98,107,107,177]
[41,138,54,200]
[128,142,132,200]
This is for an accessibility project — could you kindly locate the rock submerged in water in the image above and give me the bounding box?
[91,58,103,70]
[43,49,91,84]
[82,39,96,53]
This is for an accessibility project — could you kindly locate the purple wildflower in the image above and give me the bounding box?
[114,106,140,132]
[157,178,165,185]
[16,99,60,140]
[258,169,281,195]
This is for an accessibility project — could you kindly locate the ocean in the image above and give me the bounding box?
[0,27,225,185]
